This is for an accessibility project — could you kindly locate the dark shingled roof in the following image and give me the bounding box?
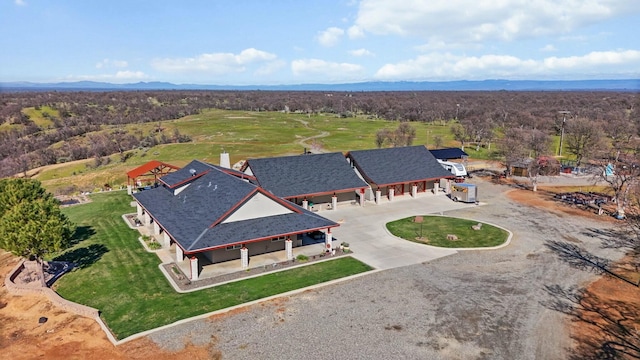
[159,160,215,188]
[429,148,469,160]
[244,152,369,198]
[347,146,454,186]
[134,166,337,253]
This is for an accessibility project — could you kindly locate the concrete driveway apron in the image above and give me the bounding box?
[321,193,475,270]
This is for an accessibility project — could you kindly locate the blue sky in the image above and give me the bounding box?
[1,0,639,85]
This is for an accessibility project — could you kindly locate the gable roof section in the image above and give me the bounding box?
[126,160,179,180]
[134,166,337,253]
[429,148,469,160]
[159,160,254,188]
[347,146,454,186]
[244,152,368,198]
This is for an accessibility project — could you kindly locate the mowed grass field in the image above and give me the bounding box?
[34,109,476,193]
[55,191,372,339]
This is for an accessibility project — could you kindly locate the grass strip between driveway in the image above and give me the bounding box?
[54,191,372,339]
[386,216,508,248]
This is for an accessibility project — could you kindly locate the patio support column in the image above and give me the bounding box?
[359,189,365,207]
[136,203,143,218]
[285,238,293,260]
[302,199,308,210]
[332,195,338,210]
[389,188,395,202]
[445,180,451,194]
[127,184,132,195]
[143,211,151,226]
[189,256,199,281]
[240,246,249,269]
[433,182,439,194]
[375,189,381,204]
[163,232,171,248]
[411,184,418,198]
[324,229,333,250]
[152,221,161,235]
[176,246,184,262]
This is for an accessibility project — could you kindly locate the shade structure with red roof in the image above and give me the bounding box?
[126,160,180,192]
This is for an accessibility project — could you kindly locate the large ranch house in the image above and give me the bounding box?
[132,160,338,280]
[128,146,457,280]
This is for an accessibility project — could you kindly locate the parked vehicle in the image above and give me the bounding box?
[450,183,478,203]
[437,159,467,178]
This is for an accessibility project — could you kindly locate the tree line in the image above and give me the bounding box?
[0,90,638,178]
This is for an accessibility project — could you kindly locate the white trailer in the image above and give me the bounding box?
[437,159,467,177]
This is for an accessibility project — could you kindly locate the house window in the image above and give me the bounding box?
[225,244,242,251]
[271,236,286,242]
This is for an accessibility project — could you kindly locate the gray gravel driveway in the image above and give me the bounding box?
[147,178,625,359]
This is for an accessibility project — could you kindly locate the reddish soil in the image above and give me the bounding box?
[0,251,217,359]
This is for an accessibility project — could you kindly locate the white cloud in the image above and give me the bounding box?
[317,27,344,47]
[540,44,557,52]
[349,48,374,57]
[353,0,639,45]
[374,49,640,80]
[152,48,277,74]
[14,0,26,6]
[347,25,364,39]
[96,58,128,69]
[291,59,364,79]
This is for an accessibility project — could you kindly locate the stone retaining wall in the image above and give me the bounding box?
[4,260,100,319]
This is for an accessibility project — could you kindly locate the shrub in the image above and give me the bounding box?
[296,254,309,262]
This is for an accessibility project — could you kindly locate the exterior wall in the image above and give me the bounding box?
[222,192,293,223]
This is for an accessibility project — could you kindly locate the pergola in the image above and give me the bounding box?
[126,160,180,193]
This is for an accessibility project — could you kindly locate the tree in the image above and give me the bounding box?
[497,128,528,177]
[0,179,74,263]
[565,117,604,167]
[374,123,416,148]
[450,123,469,151]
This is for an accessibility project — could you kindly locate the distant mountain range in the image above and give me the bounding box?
[1,79,638,92]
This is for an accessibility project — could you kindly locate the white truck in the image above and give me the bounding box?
[437,159,467,178]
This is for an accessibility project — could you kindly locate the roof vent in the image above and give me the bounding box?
[189,169,197,176]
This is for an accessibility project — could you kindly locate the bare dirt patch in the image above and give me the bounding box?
[0,251,216,359]
[569,271,640,359]
[506,188,617,223]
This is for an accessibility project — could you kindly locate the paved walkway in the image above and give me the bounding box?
[321,192,476,269]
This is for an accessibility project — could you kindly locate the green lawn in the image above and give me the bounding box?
[386,216,508,248]
[55,191,372,339]
[37,109,506,193]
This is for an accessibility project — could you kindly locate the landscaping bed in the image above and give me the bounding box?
[386,215,508,248]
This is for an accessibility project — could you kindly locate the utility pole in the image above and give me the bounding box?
[558,111,570,156]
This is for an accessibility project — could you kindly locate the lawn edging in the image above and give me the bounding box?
[384,214,513,251]
[111,267,381,346]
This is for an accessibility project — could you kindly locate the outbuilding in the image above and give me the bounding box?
[346,146,454,203]
[242,152,370,211]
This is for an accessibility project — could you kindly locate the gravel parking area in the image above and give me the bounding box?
[147,178,625,359]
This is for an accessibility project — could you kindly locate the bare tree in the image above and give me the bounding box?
[450,123,469,151]
[565,117,604,167]
[497,128,529,177]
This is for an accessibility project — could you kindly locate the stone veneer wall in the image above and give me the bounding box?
[4,260,100,319]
